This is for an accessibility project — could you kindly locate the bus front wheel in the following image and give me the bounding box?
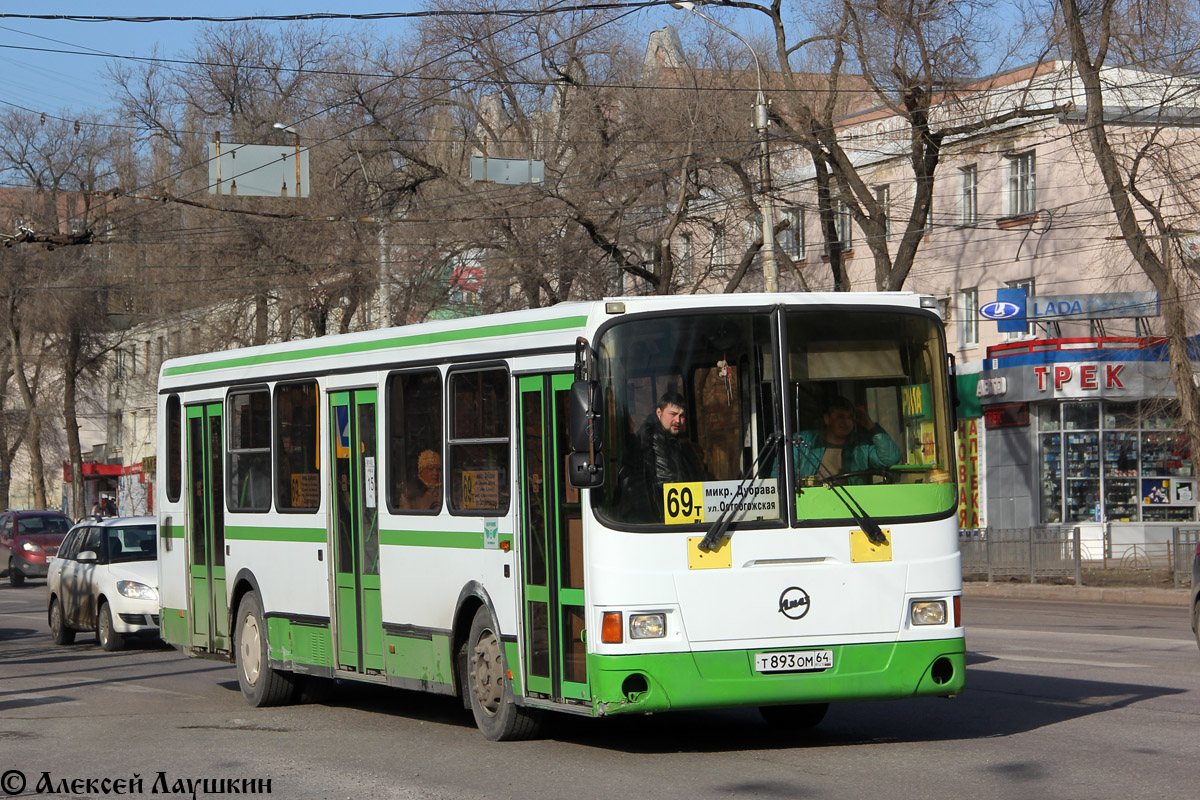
[236,591,298,707]
[466,607,542,741]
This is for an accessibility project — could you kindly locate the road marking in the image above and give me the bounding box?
[975,652,1148,669]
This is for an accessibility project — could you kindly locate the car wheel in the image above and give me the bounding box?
[49,597,76,645]
[98,602,126,651]
[9,560,24,587]
[235,591,299,707]
[465,606,542,741]
[759,702,830,730]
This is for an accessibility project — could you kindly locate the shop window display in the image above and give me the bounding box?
[1038,400,1194,523]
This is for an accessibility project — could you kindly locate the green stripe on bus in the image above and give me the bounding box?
[225,525,327,543]
[160,524,184,539]
[379,529,514,549]
[162,315,589,376]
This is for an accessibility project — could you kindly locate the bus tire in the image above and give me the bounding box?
[98,602,126,651]
[466,606,542,741]
[235,591,296,707]
[49,597,76,645]
[759,702,829,730]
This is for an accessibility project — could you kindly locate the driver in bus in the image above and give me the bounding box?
[624,391,709,519]
[795,396,900,484]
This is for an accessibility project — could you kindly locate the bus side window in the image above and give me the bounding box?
[387,370,443,514]
[275,381,319,512]
[447,368,510,515]
[228,388,272,512]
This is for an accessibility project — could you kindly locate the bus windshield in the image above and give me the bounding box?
[594,306,957,528]
[785,308,957,522]
[595,311,779,527]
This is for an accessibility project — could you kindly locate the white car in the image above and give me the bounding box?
[47,516,159,651]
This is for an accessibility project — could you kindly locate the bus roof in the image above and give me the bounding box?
[157,292,932,391]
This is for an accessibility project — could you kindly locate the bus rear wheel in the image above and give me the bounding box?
[236,591,299,707]
[759,702,829,730]
[466,607,541,741]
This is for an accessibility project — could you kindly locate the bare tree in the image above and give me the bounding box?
[1056,0,1200,476]
[703,0,1066,290]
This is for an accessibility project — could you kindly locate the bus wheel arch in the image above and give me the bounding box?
[451,582,491,704]
[227,569,262,652]
[233,587,300,707]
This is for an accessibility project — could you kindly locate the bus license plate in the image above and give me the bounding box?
[755,650,833,674]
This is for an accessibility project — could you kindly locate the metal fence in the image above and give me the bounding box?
[961,526,1200,587]
[960,527,1082,584]
[1173,528,1200,589]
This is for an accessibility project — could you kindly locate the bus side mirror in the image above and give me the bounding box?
[569,380,603,453]
[568,380,604,488]
[568,451,605,489]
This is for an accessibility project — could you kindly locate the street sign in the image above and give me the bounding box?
[469,156,544,185]
[207,142,310,197]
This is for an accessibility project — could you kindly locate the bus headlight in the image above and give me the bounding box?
[910,600,947,626]
[629,613,666,639]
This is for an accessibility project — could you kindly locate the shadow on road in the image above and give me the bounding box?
[243,655,1184,752]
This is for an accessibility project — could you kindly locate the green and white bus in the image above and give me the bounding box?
[156,292,964,740]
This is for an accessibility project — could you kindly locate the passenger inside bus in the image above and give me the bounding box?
[404,449,442,511]
[620,390,710,520]
[794,396,900,485]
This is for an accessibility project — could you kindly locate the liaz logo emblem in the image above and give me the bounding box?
[979,301,1022,320]
[778,587,811,620]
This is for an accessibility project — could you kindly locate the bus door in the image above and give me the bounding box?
[186,403,229,652]
[517,374,588,703]
[328,390,384,673]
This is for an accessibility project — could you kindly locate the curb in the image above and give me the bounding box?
[963,581,1191,607]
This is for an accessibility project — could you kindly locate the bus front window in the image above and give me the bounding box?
[785,309,957,523]
[595,312,781,528]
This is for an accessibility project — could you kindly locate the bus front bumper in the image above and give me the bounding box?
[588,637,965,716]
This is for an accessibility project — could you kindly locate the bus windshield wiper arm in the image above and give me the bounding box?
[792,434,888,546]
[698,433,781,552]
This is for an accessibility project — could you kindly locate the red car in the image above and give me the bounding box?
[0,510,73,587]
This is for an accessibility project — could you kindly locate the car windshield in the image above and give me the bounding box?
[106,525,157,562]
[18,516,71,534]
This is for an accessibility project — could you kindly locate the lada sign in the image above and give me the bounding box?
[979,301,1023,320]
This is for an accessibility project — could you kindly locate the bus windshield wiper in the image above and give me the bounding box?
[698,433,781,552]
[792,435,888,546]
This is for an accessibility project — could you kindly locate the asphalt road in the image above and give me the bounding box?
[2,585,1198,800]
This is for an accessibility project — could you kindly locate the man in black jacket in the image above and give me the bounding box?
[628,391,707,520]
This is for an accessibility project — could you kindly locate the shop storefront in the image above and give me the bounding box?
[978,337,1197,543]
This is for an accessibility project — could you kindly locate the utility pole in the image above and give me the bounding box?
[671,1,777,292]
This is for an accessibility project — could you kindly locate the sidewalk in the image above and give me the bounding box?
[963,580,1191,607]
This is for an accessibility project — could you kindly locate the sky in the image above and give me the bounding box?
[0,2,705,119]
[0,2,475,116]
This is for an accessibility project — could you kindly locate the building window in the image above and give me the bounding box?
[678,233,693,270]
[960,165,978,227]
[228,389,272,512]
[1038,400,1195,524]
[712,225,726,271]
[782,208,805,259]
[1006,151,1036,217]
[275,381,319,512]
[960,288,979,347]
[875,185,891,241]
